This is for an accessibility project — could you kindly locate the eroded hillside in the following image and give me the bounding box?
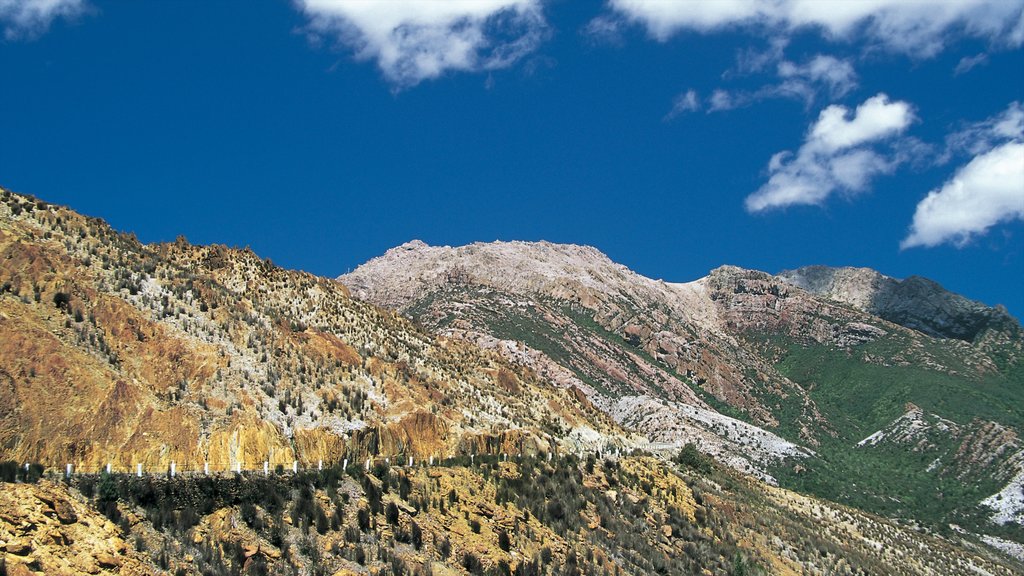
[0,190,620,475]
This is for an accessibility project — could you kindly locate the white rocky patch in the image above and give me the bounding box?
[856,405,958,448]
[981,534,1024,563]
[609,395,811,484]
[857,430,886,447]
[981,463,1024,526]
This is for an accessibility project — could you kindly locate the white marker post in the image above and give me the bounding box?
[408,456,413,467]
[106,463,111,474]
[170,462,176,478]
[470,454,474,465]
[365,457,371,471]
[66,464,72,478]
[429,455,433,466]
[137,463,142,477]
[263,461,269,476]
[204,462,209,476]
[343,458,348,470]
[292,461,298,474]
[318,459,322,471]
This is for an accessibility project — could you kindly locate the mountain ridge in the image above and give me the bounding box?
[355,239,1020,340]
[2,189,1022,574]
[340,236,1024,547]
[779,264,1021,345]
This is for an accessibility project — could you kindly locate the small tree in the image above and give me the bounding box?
[52,292,71,310]
[385,502,400,525]
[411,521,422,550]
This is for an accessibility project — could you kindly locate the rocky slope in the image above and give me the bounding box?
[341,241,829,477]
[340,239,1024,550]
[7,452,1023,576]
[0,190,623,477]
[0,479,157,575]
[779,265,1023,348]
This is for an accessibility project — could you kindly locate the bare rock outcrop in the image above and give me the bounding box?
[0,481,156,575]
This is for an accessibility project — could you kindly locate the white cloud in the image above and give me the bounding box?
[664,89,701,118]
[582,14,624,45]
[808,95,913,152]
[732,37,789,75]
[708,89,738,112]
[903,103,1024,249]
[703,54,857,113]
[0,0,84,39]
[944,102,1024,158]
[608,0,768,39]
[777,55,856,100]
[954,52,989,75]
[296,0,548,87]
[606,0,1024,56]
[745,94,914,212]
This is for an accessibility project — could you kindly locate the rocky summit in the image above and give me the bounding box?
[1,189,1023,575]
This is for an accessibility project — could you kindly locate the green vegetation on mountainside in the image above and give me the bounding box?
[765,333,1024,540]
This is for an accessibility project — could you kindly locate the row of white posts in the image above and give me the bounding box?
[61,459,322,478]
[56,448,609,478]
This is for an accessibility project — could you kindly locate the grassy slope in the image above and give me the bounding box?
[767,333,1024,540]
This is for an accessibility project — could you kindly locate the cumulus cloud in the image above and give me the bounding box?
[902,103,1024,249]
[745,94,915,212]
[0,0,84,39]
[606,0,1024,56]
[296,0,548,87]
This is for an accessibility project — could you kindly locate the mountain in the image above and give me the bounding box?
[778,265,1022,346]
[1,188,1022,575]
[340,239,1024,547]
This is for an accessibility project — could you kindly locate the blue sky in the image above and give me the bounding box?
[1,1,1023,316]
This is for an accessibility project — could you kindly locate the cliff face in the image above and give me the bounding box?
[0,190,618,475]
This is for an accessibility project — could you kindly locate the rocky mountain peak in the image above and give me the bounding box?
[778,265,1020,343]
[392,239,429,251]
[345,240,632,306]
[777,265,889,310]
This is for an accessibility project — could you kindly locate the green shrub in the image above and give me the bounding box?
[675,443,712,473]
